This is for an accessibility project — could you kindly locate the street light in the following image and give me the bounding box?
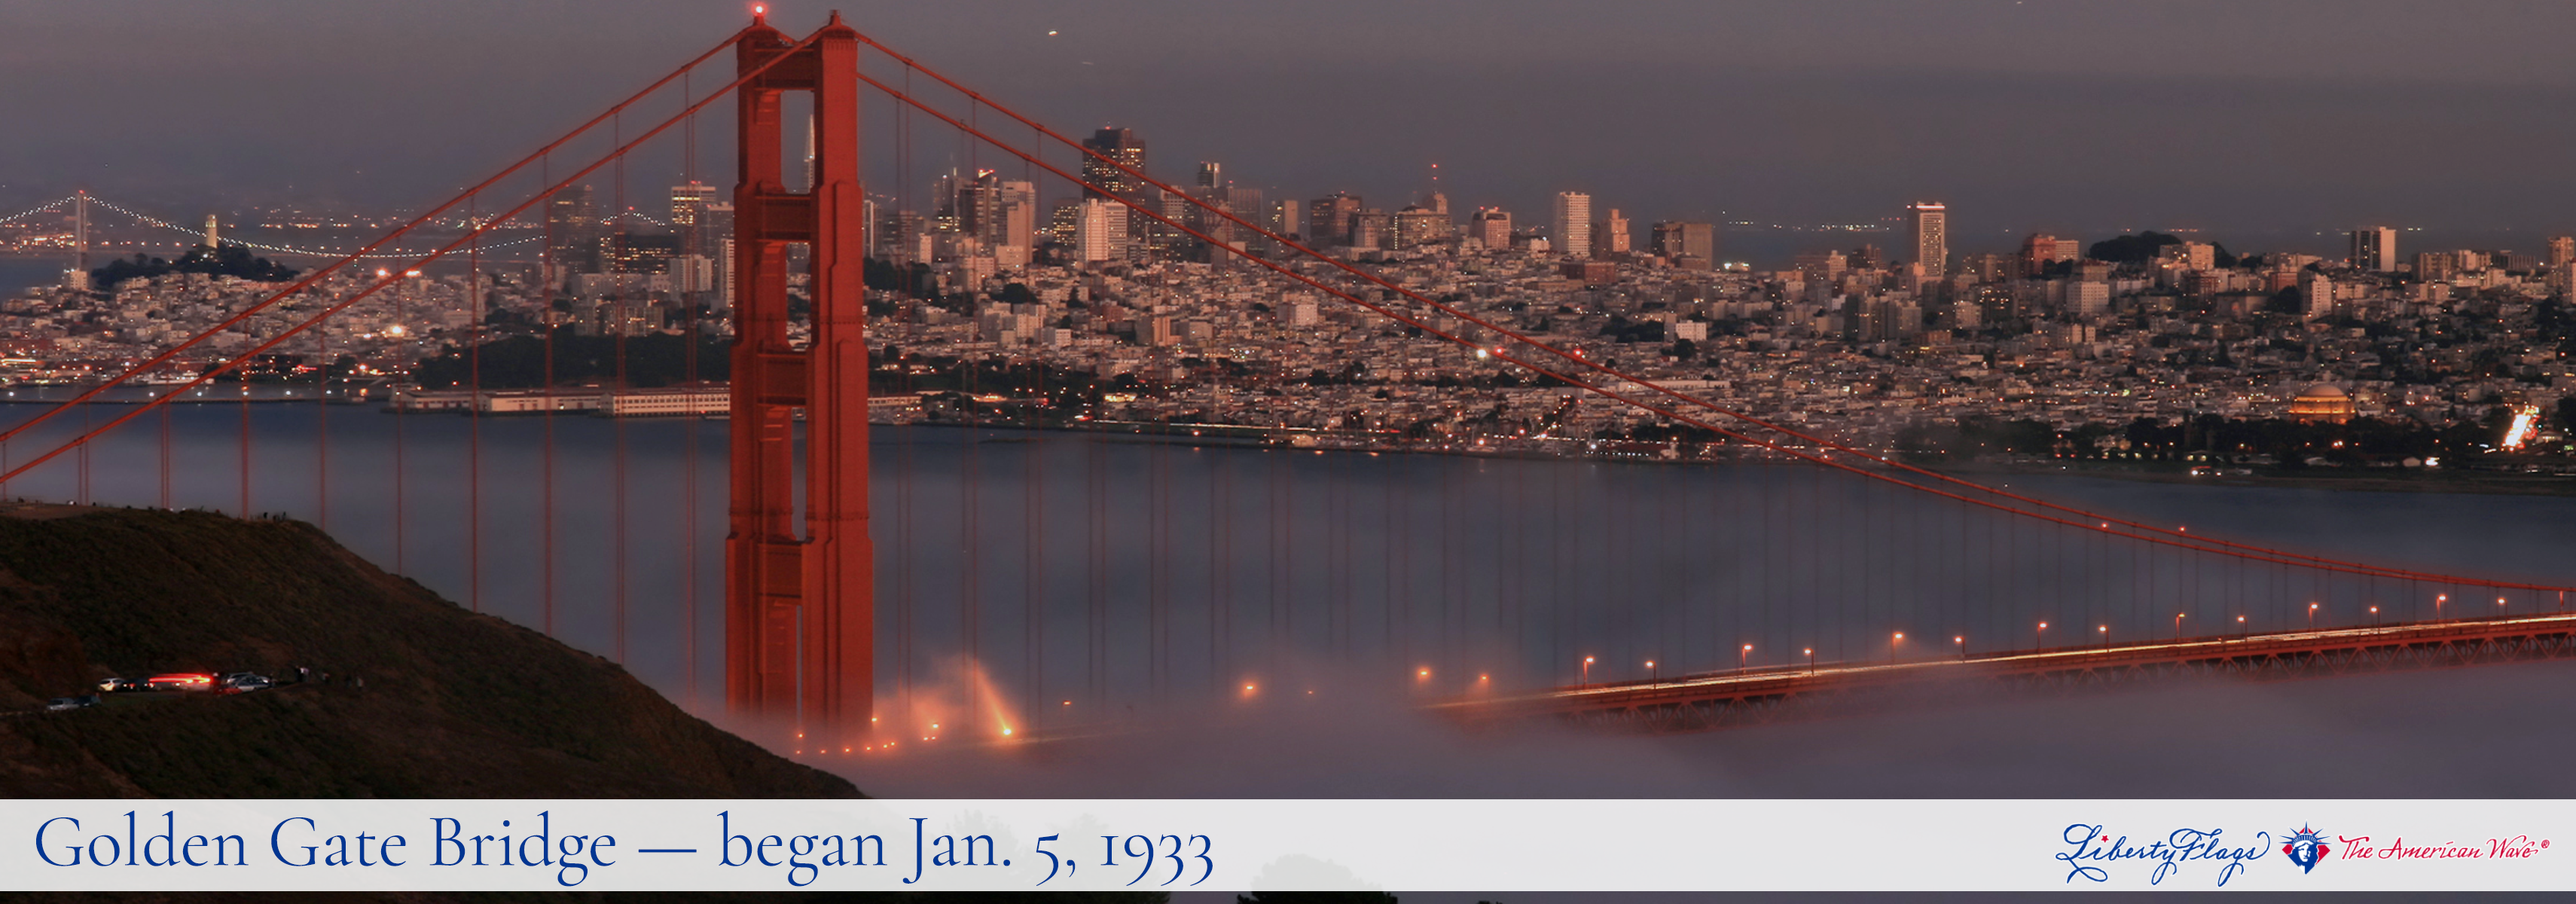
[1955,635,1966,661]
[2369,605,2379,625]
[2098,625,2108,648]
[2236,614,2246,640]
[1740,644,1753,672]
[1581,656,1594,689]
[1804,647,1815,675]
[2499,596,2509,615]
[1892,632,1905,663]
[2308,602,2318,628]
[1646,659,1659,688]
[2037,621,2048,652]
[2174,612,2185,640]
[2437,593,2447,620]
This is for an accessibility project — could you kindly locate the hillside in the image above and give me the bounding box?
[0,502,856,799]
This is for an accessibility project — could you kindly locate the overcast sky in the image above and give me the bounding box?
[9,0,2576,260]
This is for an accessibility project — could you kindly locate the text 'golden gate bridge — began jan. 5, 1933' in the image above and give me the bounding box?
[7,9,2576,757]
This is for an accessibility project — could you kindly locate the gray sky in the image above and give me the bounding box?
[9,0,2576,261]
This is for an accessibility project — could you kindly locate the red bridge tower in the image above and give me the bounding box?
[726,12,872,734]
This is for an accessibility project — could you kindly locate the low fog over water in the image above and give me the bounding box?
[7,401,2574,799]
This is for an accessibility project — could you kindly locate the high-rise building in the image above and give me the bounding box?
[947,170,1036,257]
[1073,131,1159,259]
[2414,251,2458,282]
[1309,193,1363,246]
[1350,209,1391,249]
[2301,270,2335,319]
[1393,203,1454,249]
[1074,198,1125,263]
[1268,199,1305,241]
[1595,209,1631,256]
[1552,191,1592,258]
[1080,128,1147,201]
[2349,227,2397,271]
[2549,235,2574,293]
[1471,208,1513,250]
[1908,202,1948,274]
[1650,221,1714,264]
[545,185,603,281]
[669,182,720,261]
[1196,161,1222,189]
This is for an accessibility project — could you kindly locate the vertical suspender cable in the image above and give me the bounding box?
[469,195,484,612]
[612,111,630,664]
[679,70,700,705]
[542,157,559,637]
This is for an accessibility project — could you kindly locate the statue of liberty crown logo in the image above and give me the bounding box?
[2281,825,2331,873]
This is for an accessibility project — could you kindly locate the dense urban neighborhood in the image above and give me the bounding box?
[7,162,2574,471]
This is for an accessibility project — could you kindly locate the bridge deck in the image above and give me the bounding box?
[1433,612,2576,731]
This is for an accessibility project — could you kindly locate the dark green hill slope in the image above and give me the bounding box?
[0,503,856,799]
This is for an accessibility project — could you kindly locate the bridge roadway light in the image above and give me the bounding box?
[1740,644,1753,671]
[2175,612,2185,640]
[2437,594,2447,619]
[2098,625,2108,649]
[1804,648,1814,674]
[2036,622,2048,652]
[1891,632,1904,663]
[1955,635,1965,660]
[1582,656,1594,688]
[1646,660,1658,688]
[2309,602,2318,628]
[2370,605,2379,625]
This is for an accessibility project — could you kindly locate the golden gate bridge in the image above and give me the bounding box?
[2,10,2571,754]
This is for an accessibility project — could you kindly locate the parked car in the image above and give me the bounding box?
[44,696,99,711]
[145,673,215,692]
[218,674,273,694]
[95,677,139,693]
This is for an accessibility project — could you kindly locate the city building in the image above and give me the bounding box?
[545,185,603,282]
[2289,383,2355,424]
[1552,191,1592,258]
[2350,227,2397,271]
[1650,221,1715,267]
[1080,128,1148,201]
[1074,198,1125,263]
[2019,234,2079,275]
[1470,208,1512,250]
[1908,202,1947,275]
[1309,193,1363,246]
[1592,209,1631,257]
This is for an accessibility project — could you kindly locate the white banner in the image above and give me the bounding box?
[0,799,2565,891]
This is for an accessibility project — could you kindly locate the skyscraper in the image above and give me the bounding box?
[2349,227,2397,271]
[2549,235,2573,293]
[1309,193,1363,246]
[545,185,603,282]
[1650,221,1714,264]
[1074,198,1125,263]
[670,182,718,255]
[1908,202,1948,274]
[1470,208,1512,249]
[1552,191,1592,258]
[1269,199,1305,241]
[1080,127,1147,201]
[1594,208,1631,256]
